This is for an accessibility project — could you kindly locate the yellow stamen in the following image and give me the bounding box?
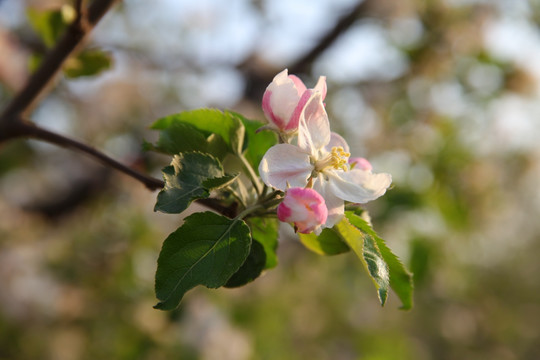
[314,146,350,172]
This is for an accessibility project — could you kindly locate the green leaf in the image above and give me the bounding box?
[345,212,414,310]
[155,152,229,214]
[154,212,251,310]
[335,217,389,306]
[63,49,113,78]
[27,7,67,48]
[225,239,266,288]
[202,174,238,190]
[205,133,229,159]
[298,228,350,256]
[247,217,279,269]
[148,122,210,155]
[235,113,277,173]
[151,109,245,155]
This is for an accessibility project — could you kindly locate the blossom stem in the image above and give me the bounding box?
[258,189,282,205]
[238,153,263,195]
[235,203,264,221]
[226,185,247,210]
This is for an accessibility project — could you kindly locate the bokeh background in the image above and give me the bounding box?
[1,0,540,359]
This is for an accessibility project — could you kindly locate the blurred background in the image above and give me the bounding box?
[1,0,540,359]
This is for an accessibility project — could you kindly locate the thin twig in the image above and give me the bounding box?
[14,119,164,190]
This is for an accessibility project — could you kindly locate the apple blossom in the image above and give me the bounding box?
[259,91,392,228]
[262,69,327,135]
[277,187,328,235]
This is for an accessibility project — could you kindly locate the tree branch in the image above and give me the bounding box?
[11,119,164,190]
[0,0,167,193]
[0,0,118,121]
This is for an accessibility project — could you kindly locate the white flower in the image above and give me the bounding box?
[259,92,392,228]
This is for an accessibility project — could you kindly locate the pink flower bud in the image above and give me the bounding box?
[349,157,373,171]
[262,69,327,133]
[277,187,328,235]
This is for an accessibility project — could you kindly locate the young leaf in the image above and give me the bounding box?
[335,217,390,306]
[155,152,229,214]
[247,217,279,269]
[298,228,350,256]
[345,212,414,310]
[224,240,266,288]
[63,49,113,78]
[154,212,251,310]
[151,109,245,155]
[27,7,67,47]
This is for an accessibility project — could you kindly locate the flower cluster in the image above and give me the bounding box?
[260,69,392,234]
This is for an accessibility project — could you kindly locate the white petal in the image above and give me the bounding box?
[326,132,350,153]
[313,174,345,228]
[258,144,313,190]
[327,169,392,204]
[297,92,330,154]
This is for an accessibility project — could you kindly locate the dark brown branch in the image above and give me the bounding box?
[1,0,118,120]
[2,117,238,215]
[0,1,167,192]
[13,119,164,190]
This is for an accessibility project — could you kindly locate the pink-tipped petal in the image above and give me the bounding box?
[262,69,303,132]
[349,157,372,171]
[277,187,328,234]
[286,89,312,131]
[262,90,286,130]
[288,74,307,96]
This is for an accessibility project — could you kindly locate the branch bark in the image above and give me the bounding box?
[13,119,165,190]
[1,0,118,120]
[0,0,168,193]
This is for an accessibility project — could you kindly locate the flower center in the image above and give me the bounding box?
[314,146,350,173]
